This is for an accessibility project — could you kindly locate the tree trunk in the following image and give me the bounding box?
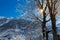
[51,15,58,40]
[42,22,46,40]
[48,8,58,40]
[47,0,58,40]
[46,32,48,40]
[41,0,46,39]
[42,11,46,40]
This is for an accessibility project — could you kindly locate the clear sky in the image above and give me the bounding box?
[0,0,21,17]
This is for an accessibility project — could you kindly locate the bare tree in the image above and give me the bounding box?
[46,0,58,40]
[16,0,59,40]
[34,0,51,40]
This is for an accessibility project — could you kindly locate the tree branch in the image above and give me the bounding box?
[46,30,52,33]
[46,13,49,17]
[45,18,50,22]
[31,13,42,22]
[35,0,42,9]
[44,3,47,11]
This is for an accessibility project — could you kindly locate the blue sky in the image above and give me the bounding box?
[0,0,21,17]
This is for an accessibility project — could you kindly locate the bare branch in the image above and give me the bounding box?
[44,3,47,11]
[54,0,58,4]
[35,0,42,9]
[54,11,58,16]
[31,13,42,22]
[46,13,49,16]
[37,0,42,6]
[45,18,50,22]
[46,0,52,10]
[46,30,52,33]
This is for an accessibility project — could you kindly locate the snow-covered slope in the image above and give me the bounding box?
[0,17,42,40]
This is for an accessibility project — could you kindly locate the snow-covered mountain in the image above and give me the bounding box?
[0,17,42,40]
